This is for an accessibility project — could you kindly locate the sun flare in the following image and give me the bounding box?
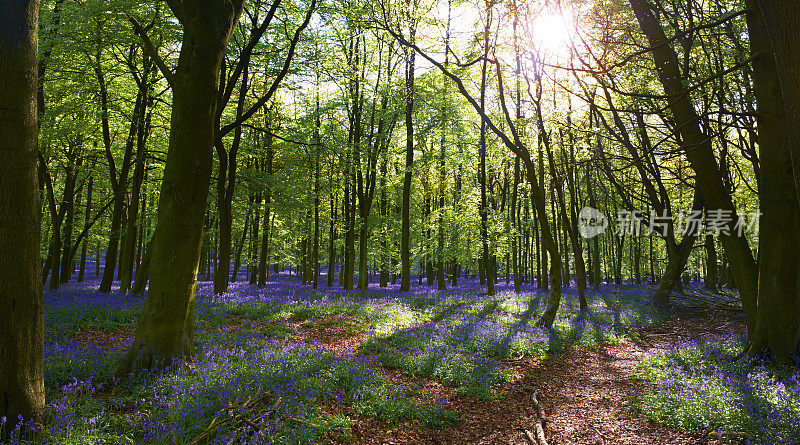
[529,9,577,57]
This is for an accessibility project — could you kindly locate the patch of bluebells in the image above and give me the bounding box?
[359,285,661,397]
[0,415,38,445]
[30,273,464,444]
[637,332,800,444]
[31,269,663,443]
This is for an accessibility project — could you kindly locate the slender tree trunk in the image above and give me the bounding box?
[120,94,150,292]
[58,149,78,283]
[380,154,389,287]
[400,40,415,292]
[327,187,338,287]
[479,5,495,296]
[258,130,274,287]
[250,192,261,284]
[78,176,93,282]
[98,61,137,292]
[131,239,152,295]
[704,234,718,289]
[232,195,253,282]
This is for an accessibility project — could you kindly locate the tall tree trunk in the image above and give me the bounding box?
[479,3,495,296]
[59,147,78,283]
[117,2,244,374]
[400,9,416,292]
[343,152,354,289]
[250,192,261,284]
[380,153,390,287]
[630,0,758,332]
[98,60,138,292]
[511,158,520,292]
[120,92,150,293]
[327,185,338,287]
[313,131,320,289]
[437,8,449,293]
[78,176,93,282]
[41,163,63,291]
[0,0,44,433]
[232,195,253,282]
[258,131,274,287]
[746,1,800,360]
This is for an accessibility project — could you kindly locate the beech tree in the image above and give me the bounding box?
[117,0,247,374]
[0,0,44,433]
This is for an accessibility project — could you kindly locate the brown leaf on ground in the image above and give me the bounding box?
[73,327,134,350]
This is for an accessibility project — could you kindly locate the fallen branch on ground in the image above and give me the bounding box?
[523,388,548,445]
[188,392,282,445]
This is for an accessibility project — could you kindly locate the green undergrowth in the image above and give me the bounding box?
[636,333,800,444]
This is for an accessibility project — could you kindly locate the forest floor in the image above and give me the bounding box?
[329,300,745,444]
[24,272,798,445]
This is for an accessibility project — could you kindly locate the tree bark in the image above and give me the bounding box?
[0,0,44,433]
[746,0,800,360]
[117,1,243,375]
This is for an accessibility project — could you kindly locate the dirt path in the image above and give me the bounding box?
[329,307,746,444]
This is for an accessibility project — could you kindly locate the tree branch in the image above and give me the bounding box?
[128,16,175,88]
[218,0,317,138]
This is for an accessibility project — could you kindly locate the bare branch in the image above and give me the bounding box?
[128,16,175,88]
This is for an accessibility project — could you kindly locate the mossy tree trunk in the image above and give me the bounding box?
[117,1,243,375]
[0,0,44,433]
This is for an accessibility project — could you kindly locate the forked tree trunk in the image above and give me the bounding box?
[652,190,703,306]
[0,0,44,433]
[631,0,758,331]
[117,2,243,375]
